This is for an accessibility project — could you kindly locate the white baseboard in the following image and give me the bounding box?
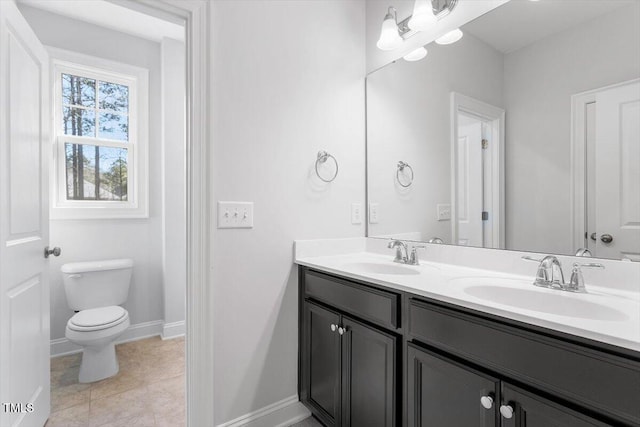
[217,395,310,427]
[50,319,164,357]
[161,320,185,340]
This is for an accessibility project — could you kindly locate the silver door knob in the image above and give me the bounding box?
[338,326,346,335]
[590,232,597,241]
[44,246,61,258]
[480,395,493,409]
[500,404,514,419]
[330,324,337,332]
[600,234,613,244]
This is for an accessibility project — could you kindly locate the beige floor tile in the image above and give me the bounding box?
[90,365,146,401]
[51,382,91,412]
[51,364,82,389]
[89,386,151,427]
[146,376,185,416]
[144,355,185,384]
[45,403,90,427]
[51,353,82,375]
[92,411,156,427]
[154,407,185,427]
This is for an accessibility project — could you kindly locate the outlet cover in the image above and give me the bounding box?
[369,203,379,224]
[218,201,254,228]
[437,204,451,221]
[351,203,362,225]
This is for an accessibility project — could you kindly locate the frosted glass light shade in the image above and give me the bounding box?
[377,15,403,51]
[408,0,437,31]
[403,47,428,62]
[435,28,463,45]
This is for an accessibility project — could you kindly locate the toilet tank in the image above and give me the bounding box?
[61,259,134,311]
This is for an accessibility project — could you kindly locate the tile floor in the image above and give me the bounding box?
[290,416,323,427]
[46,336,185,427]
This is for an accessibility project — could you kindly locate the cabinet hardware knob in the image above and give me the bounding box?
[480,395,493,409]
[330,324,337,332]
[44,246,61,258]
[500,404,514,419]
[338,326,346,335]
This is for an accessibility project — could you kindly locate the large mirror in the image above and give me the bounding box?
[366,0,640,260]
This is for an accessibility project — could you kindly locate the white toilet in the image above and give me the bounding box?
[61,259,133,383]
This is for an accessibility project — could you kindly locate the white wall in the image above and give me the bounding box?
[161,37,186,337]
[211,0,365,424]
[503,3,640,254]
[367,33,504,242]
[18,6,182,344]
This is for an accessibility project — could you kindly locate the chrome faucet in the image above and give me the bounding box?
[388,240,409,263]
[522,255,604,293]
[409,245,426,265]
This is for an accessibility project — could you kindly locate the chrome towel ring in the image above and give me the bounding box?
[316,151,338,183]
[396,161,414,187]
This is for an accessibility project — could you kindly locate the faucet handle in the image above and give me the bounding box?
[409,245,426,265]
[566,262,604,293]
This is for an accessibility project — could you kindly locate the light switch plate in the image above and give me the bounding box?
[369,203,379,224]
[351,203,362,224]
[437,204,451,221]
[217,201,254,228]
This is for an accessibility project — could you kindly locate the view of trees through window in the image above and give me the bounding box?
[62,73,129,201]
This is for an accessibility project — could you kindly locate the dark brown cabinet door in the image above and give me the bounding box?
[500,384,609,427]
[407,343,499,427]
[341,316,397,427]
[304,301,342,426]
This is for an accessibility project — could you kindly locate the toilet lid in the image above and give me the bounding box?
[68,306,128,331]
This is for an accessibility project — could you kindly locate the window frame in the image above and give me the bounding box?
[49,47,149,219]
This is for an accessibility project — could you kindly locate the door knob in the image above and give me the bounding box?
[330,324,337,332]
[480,395,493,409]
[590,232,597,241]
[44,246,61,258]
[500,404,514,419]
[600,234,613,244]
[338,326,346,335]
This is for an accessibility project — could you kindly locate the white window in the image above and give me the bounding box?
[50,48,148,219]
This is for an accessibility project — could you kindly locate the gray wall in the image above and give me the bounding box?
[504,3,640,254]
[210,0,365,424]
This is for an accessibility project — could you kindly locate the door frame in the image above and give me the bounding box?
[450,92,505,249]
[113,1,213,426]
[570,78,640,255]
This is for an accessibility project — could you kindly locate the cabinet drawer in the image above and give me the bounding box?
[304,269,400,330]
[408,298,640,426]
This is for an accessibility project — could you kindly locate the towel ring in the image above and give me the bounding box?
[316,151,338,183]
[396,161,414,187]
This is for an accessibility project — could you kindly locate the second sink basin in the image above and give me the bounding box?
[340,261,421,276]
[459,281,628,321]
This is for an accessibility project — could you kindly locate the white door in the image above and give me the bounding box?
[595,81,640,260]
[0,2,51,426]
[457,116,483,246]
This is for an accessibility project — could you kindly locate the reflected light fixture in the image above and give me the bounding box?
[435,28,463,45]
[403,47,428,62]
[408,0,437,31]
[376,7,403,51]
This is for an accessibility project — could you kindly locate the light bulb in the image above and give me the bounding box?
[408,0,437,32]
[435,28,463,45]
[403,47,428,62]
[376,11,403,51]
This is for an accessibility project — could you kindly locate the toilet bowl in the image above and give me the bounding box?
[61,259,133,383]
[65,306,131,382]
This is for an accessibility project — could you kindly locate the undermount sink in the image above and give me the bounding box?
[340,261,421,276]
[460,282,628,321]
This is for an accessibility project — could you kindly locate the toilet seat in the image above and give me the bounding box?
[68,306,128,332]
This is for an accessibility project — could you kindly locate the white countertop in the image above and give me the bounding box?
[296,251,640,353]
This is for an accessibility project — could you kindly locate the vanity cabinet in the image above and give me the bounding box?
[298,266,640,427]
[300,270,400,427]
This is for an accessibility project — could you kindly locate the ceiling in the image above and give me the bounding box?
[19,0,184,43]
[463,0,635,54]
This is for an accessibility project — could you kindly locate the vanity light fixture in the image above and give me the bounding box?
[408,0,437,31]
[435,28,463,45]
[403,46,428,62]
[376,0,458,51]
[376,7,403,51]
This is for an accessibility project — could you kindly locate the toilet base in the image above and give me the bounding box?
[79,342,119,383]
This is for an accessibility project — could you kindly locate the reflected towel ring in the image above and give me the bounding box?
[315,151,339,183]
[396,161,414,187]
